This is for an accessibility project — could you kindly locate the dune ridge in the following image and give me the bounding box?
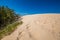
[1,14,60,40]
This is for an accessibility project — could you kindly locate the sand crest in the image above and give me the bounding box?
[1,14,60,40]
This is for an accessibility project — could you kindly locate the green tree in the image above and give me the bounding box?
[0,6,21,29]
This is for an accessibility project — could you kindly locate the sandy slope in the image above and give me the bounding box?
[1,14,60,40]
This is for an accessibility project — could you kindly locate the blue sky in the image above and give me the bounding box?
[0,0,60,15]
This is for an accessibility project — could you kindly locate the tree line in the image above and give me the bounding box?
[0,6,21,29]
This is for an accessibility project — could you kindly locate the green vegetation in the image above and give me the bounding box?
[0,21,23,39]
[0,6,20,29]
[0,6,23,39]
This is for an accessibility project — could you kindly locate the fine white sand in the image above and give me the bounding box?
[1,14,60,40]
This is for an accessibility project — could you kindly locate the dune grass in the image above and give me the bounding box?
[0,21,23,39]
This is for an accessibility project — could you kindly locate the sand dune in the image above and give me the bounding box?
[1,14,60,40]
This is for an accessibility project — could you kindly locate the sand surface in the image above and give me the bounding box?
[1,14,60,40]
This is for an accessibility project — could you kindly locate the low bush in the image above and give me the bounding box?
[0,21,23,39]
